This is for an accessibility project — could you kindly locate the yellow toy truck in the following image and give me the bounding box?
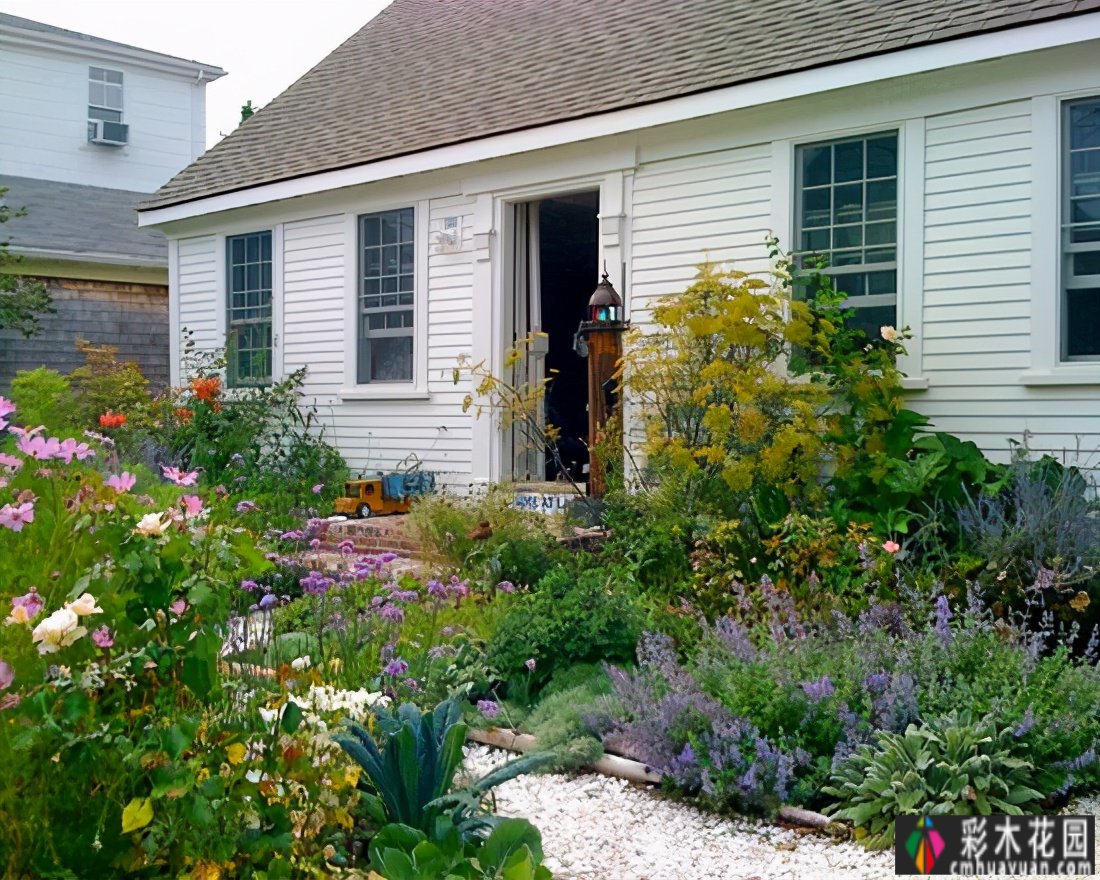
[333,478,412,518]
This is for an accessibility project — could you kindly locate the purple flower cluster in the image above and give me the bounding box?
[800,675,835,703]
[383,658,408,677]
[477,699,501,719]
[300,570,336,596]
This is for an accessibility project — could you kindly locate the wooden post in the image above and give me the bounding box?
[584,324,623,497]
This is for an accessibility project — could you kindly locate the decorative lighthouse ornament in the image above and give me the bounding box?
[574,266,627,497]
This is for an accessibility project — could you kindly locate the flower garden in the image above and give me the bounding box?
[1,252,1099,878]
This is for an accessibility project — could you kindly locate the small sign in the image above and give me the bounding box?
[895,815,1095,875]
[512,491,574,515]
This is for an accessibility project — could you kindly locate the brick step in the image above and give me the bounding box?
[316,514,422,557]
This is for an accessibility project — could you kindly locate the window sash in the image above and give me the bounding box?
[226,231,273,386]
[1061,97,1100,361]
[88,67,123,113]
[357,208,415,383]
[794,132,899,321]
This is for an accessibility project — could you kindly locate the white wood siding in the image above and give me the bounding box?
[282,214,346,398]
[629,144,772,321]
[0,41,206,191]
[918,101,1100,464]
[176,234,218,355]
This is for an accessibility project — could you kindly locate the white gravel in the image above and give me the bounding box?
[462,747,1100,880]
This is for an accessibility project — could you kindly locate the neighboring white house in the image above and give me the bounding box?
[139,0,1100,486]
[0,13,224,388]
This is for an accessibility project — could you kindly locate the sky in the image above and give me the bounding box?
[0,0,393,148]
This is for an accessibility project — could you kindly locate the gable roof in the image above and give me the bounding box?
[1,176,167,267]
[142,0,1100,212]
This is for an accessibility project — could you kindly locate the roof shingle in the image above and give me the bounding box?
[142,0,1100,211]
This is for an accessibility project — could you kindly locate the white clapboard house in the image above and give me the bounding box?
[139,0,1100,487]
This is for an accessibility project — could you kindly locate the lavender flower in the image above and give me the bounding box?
[1014,707,1036,738]
[933,595,952,644]
[713,616,757,663]
[800,675,835,703]
[235,500,258,514]
[383,658,408,676]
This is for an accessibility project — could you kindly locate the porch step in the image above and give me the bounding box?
[318,514,422,556]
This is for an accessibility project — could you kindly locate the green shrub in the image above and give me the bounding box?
[8,366,76,433]
[407,485,568,589]
[824,712,1047,849]
[522,666,613,770]
[486,562,643,691]
[368,817,552,880]
[68,338,154,429]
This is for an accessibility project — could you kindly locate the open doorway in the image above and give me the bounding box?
[508,189,599,484]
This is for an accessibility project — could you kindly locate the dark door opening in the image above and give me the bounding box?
[537,192,599,483]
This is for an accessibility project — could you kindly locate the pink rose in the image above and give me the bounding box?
[883,540,901,554]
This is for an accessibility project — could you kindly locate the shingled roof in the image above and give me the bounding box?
[2,176,167,266]
[143,0,1100,211]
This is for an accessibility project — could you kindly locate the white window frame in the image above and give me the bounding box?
[87,66,123,134]
[1023,90,1100,386]
[225,229,275,387]
[773,120,925,387]
[340,200,429,399]
[1061,96,1100,363]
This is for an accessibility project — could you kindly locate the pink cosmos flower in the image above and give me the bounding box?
[91,625,114,649]
[311,483,324,494]
[525,657,537,671]
[0,501,34,532]
[17,435,60,461]
[162,465,199,487]
[0,660,12,691]
[0,397,15,420]
[5,588,44,625]
[56,438,94,463]
[883,540,901,554]
[105,472,137,493]
[180,495,204,518]
[169,599,188,616]
[0,453,22,471]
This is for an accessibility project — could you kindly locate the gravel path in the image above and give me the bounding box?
[463,747,1100,880]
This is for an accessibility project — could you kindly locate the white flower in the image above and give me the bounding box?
[31,607,87,654]
[65,592,103,617]
[290,655,312,671]
[880,325,899,342]
[133,512,169,537]
[258,706,278,726]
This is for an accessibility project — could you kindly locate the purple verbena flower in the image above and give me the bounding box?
[258,593,278,610]
[235,500,258,514]
[477,699,501,719]
[383,658,408,676]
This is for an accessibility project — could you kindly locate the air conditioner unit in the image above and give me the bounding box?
[89,119,129,146]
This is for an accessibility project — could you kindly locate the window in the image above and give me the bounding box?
[1063,98,1100,360]
[226,231,273,386]
[795,132,899,339]
[88,67,123,135]
[357,207,415,383]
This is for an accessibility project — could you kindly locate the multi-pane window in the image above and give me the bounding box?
[226,231,273,386]
[358,208,415,383]
[88,67,123,134]
[795,132,899,339]
[1063,98,1100,360]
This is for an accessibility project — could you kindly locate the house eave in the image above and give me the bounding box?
[138,11,1100,227]
[0,22,226,82]
[6,246,167,271]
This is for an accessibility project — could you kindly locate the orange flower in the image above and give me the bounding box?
[191,376,222,404]
[98,411,127,429]
[175,407,194,423]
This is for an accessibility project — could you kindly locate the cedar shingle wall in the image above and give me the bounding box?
[0,277,169,392]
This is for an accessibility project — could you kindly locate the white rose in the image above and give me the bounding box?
[31,607,87,654]
[134,512,168,537]
[66,592,103,617]
[880,325,899,342]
